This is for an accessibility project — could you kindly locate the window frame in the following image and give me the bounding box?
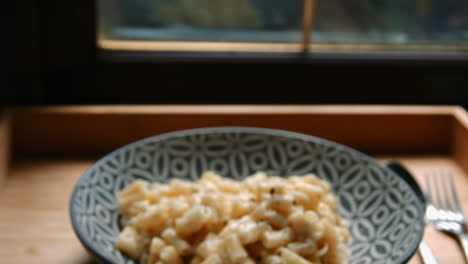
[98,0,468,57]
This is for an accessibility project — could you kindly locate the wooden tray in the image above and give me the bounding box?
[1,105,467,264]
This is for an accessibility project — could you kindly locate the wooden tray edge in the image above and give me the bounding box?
[10,105,460,115]
[7,105,468,173]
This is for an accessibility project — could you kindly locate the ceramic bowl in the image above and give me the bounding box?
[70,127,424,264]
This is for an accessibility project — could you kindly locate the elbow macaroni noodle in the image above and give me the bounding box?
[116,172,350,264]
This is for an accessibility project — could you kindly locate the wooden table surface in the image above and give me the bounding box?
[0,155,466,264]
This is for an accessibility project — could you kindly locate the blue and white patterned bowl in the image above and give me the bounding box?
[70,127,424,264]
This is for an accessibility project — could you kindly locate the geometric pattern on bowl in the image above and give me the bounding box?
[70,127,424,264]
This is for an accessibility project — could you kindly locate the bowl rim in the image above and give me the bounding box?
[69,126,425,264]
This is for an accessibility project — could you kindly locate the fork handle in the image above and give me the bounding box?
[419,239,440,264]
[457,233,468,263]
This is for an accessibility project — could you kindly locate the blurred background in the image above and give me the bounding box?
[101,0,468,45]
[4,0,468,106]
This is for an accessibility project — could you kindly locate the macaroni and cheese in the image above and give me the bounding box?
[116,172,349,264]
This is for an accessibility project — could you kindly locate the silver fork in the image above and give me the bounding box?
[425,169,468,262]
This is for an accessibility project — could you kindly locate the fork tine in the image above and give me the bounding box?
[432,170,446,210]
[424,168,468,263]
[447,169,463,214]
[440,168,456,212]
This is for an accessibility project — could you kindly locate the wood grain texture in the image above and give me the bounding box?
[0,110,11,188]
[11,105,459,115]
[11,105,456,157]
[0,159,97,264]
[0,156,467,264]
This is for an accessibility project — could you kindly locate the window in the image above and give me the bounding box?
[98,0,304,52]
[98,0,468,54]
[311,0,468,53]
